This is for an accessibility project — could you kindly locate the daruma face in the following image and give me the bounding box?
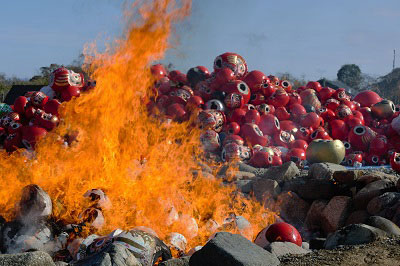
[306,139,345,164]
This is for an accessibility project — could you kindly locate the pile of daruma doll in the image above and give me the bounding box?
[1,52,400,174]
[148,52,400,172]
[0,67,94,152]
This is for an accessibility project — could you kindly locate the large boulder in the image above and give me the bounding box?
[274,192,310,227]
[305,200,328,231]
[332,170,365,185]
[189,232,280,266]
[265,242,310,258]
[308,163,346,180]
[73,243,141,266]
[324,224,387,249]
[0,251,55,266]
[321,196,352,234]
[367,192,400,218]
[296,179,336,200]
[261,162,299,183]
[353,180,396,210]
[252,178,281,202]
[366,216,400,236]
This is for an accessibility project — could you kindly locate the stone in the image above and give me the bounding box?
[235,179,253,194]
[238,162,258,174]
[345,210,369,225]
[232,171,256,180]
[0,251,55,266]
[296,179,336,200]
[324,224,387,249]
[274,192,310,227]
[309,238,326,250]
[397,178,400,191]
[0,220,57,255]
[392,205,400,227]
[301,242,310,250]
[54,262,68,266]
[332,170,365,184]
[308,163,346,180]
[366,216,400,236]
[353,180,395,210]
[265,242,310,257]
[262,162,299,182]
[252,178,281,202]
[358,171,399,185]
[160,256,190,266]
[305,200,328,231]
[73,243,141,266]
[281,177,306,192]
[253,168,270,178]
[367,192,400,217]
[321,196,352,234]
[189,232,280,266]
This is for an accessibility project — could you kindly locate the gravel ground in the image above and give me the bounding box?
[280,236,400,266]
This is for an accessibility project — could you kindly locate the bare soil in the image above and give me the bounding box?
[280,236,400,266]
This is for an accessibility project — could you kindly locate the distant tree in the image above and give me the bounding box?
[337,64,363,89]
[372,68,400,104]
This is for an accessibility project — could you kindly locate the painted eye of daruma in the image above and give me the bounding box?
[214,56,223,69]
[274,117,280,129]
[353,126,365,136]
[237,82,249,95]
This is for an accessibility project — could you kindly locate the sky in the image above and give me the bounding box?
[1,0,400,81]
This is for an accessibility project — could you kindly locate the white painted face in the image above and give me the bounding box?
[68,70,83,87]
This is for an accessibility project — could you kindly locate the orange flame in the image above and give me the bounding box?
[0,0,274,251]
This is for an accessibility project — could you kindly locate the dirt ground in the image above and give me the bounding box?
[279,236,400,266]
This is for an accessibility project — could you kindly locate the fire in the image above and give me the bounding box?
[0,0,274,251]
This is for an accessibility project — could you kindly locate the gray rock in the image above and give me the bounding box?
[332,170,365,184]
[397,178,400,191]
[253,168,270,178]
[238,163,258,174]
[296,179,336,200]
[301,242,310,250]
[274,192,310,227]
[0,251,55,266]
[345,210,369,225]
[281,177,306,192]
[235,179,254,194]
[160,256,190,266]
[353,180,395,209]
[54,262,69,266]
[73,243,141,266]
[281,177,335,200]
[189,232,280,266]
[305,200,328,231]
[324,224,387,249]
[262,162,299,183]
[321,196,352,234]
[367,192,400,217]
[392,205,400,227]
[232,171,256,180]
[252,178,281,202]
[366,216,400,236]
[358,171,399,185]
[265,242,310,257]
[308,163,346,180]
